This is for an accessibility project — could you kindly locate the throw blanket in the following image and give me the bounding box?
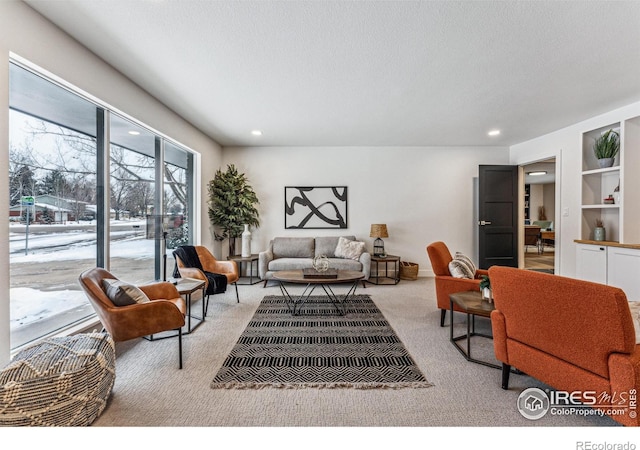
[172,246,228,295]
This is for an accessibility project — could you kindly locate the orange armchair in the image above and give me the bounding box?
[426,241,488,326]
[490,266,640,426]
[78,267,186,369]
[173,245,239,303]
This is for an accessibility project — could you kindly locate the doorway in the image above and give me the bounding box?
[522,159,556,273]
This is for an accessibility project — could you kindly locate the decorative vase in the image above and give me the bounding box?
[594,227,606,241]
[482,287,493,303]
[241,224,251,257]
[597,158,614,168]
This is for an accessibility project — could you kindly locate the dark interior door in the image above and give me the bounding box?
[478,165,518,269]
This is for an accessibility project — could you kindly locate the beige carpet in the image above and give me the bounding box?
[93,277,617,428]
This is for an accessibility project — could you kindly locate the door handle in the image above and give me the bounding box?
[478,220,492,226]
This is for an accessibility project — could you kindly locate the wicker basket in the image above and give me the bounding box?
[399,261,419,280]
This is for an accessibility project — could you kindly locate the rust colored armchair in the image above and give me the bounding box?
[173,245,239,304]
[490,266,640,426]
[426,241,488,326]
[78,267,186,369]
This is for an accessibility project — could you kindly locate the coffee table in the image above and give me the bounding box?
[272,269,364,316]
[449,290,500,369]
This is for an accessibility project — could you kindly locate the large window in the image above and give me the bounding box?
[109,115,157,283]
[8,62,196,350]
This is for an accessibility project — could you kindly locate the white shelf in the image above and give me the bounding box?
[581,166,620,176]
[581,204,619,209]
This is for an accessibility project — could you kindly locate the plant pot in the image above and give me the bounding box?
[597,158,614,168]
[594,227,606,241]
[482,287,493,303]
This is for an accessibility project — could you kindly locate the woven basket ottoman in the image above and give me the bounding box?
[0,332,115,426]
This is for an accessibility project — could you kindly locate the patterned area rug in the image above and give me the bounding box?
[210,294,433,389]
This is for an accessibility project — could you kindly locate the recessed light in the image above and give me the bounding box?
[488,130,500,136]
[128,130,140,136]
[527,171,547,176]
[251,130,262,136]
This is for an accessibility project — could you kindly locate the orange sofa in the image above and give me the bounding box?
[489,266,640,426]
[426,241,488,326]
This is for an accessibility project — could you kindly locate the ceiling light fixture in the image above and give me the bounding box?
[527,171,547,176]
[128,130,140,136]
[251,130,262,136]
[488,130,500,136]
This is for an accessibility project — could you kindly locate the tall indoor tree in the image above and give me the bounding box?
[208,164,260,256]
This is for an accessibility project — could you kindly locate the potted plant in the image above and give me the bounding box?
[594,219,606,241]
[479,275,492,302]
[593,129,620,168]
[208,164,260,256]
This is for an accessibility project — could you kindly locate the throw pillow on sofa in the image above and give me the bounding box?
[102,279,150,306]
[334,236,366,260]
[448,252,476,279]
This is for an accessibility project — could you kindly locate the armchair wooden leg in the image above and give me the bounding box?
[440,309,447,327]
[501,363,511,389]
[178,327,183,370]
[234,282,239,303]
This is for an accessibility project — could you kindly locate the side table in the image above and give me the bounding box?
[367,254,401,285]
[176,278,207,332]
[449,290,498,369]
[228,254,261,285]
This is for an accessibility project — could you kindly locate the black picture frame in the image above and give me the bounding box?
[284,186,348,229]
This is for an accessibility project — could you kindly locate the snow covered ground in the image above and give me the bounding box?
[9,219,159,331]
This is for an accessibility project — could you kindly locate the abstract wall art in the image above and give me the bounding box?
[284,186,348,229]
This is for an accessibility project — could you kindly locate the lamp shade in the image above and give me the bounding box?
[370,224,389,238]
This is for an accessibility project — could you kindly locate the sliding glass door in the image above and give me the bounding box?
[108,115,156,283]
[8,62,196,350]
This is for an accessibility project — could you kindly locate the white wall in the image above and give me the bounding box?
[222,146,509,273]
[529,184,544,221]
[528,183,555,224]
[0,1,223,365]
[543,184,555,224]
[510,101,640,278]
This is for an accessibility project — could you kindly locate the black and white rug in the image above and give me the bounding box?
[210,295,433,389]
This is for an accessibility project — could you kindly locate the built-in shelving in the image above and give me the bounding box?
[579,115,640,243]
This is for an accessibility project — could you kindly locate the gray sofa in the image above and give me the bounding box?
[258,236,371,286]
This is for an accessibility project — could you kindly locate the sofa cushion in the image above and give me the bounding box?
[315,236,356,257]
[102,279,150,306]
[326,258,362,271]
[269,258,314,272]
[448,252,476,279]
[272,237,315,259]
[334,236,366,260]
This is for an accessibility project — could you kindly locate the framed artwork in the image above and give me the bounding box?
[284,186,348,229]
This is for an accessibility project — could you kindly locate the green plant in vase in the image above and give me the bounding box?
[208,164,260,256]
[593,129,619,168]
[479,275,492,302]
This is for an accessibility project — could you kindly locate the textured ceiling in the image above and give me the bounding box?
[24,0,640,147]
